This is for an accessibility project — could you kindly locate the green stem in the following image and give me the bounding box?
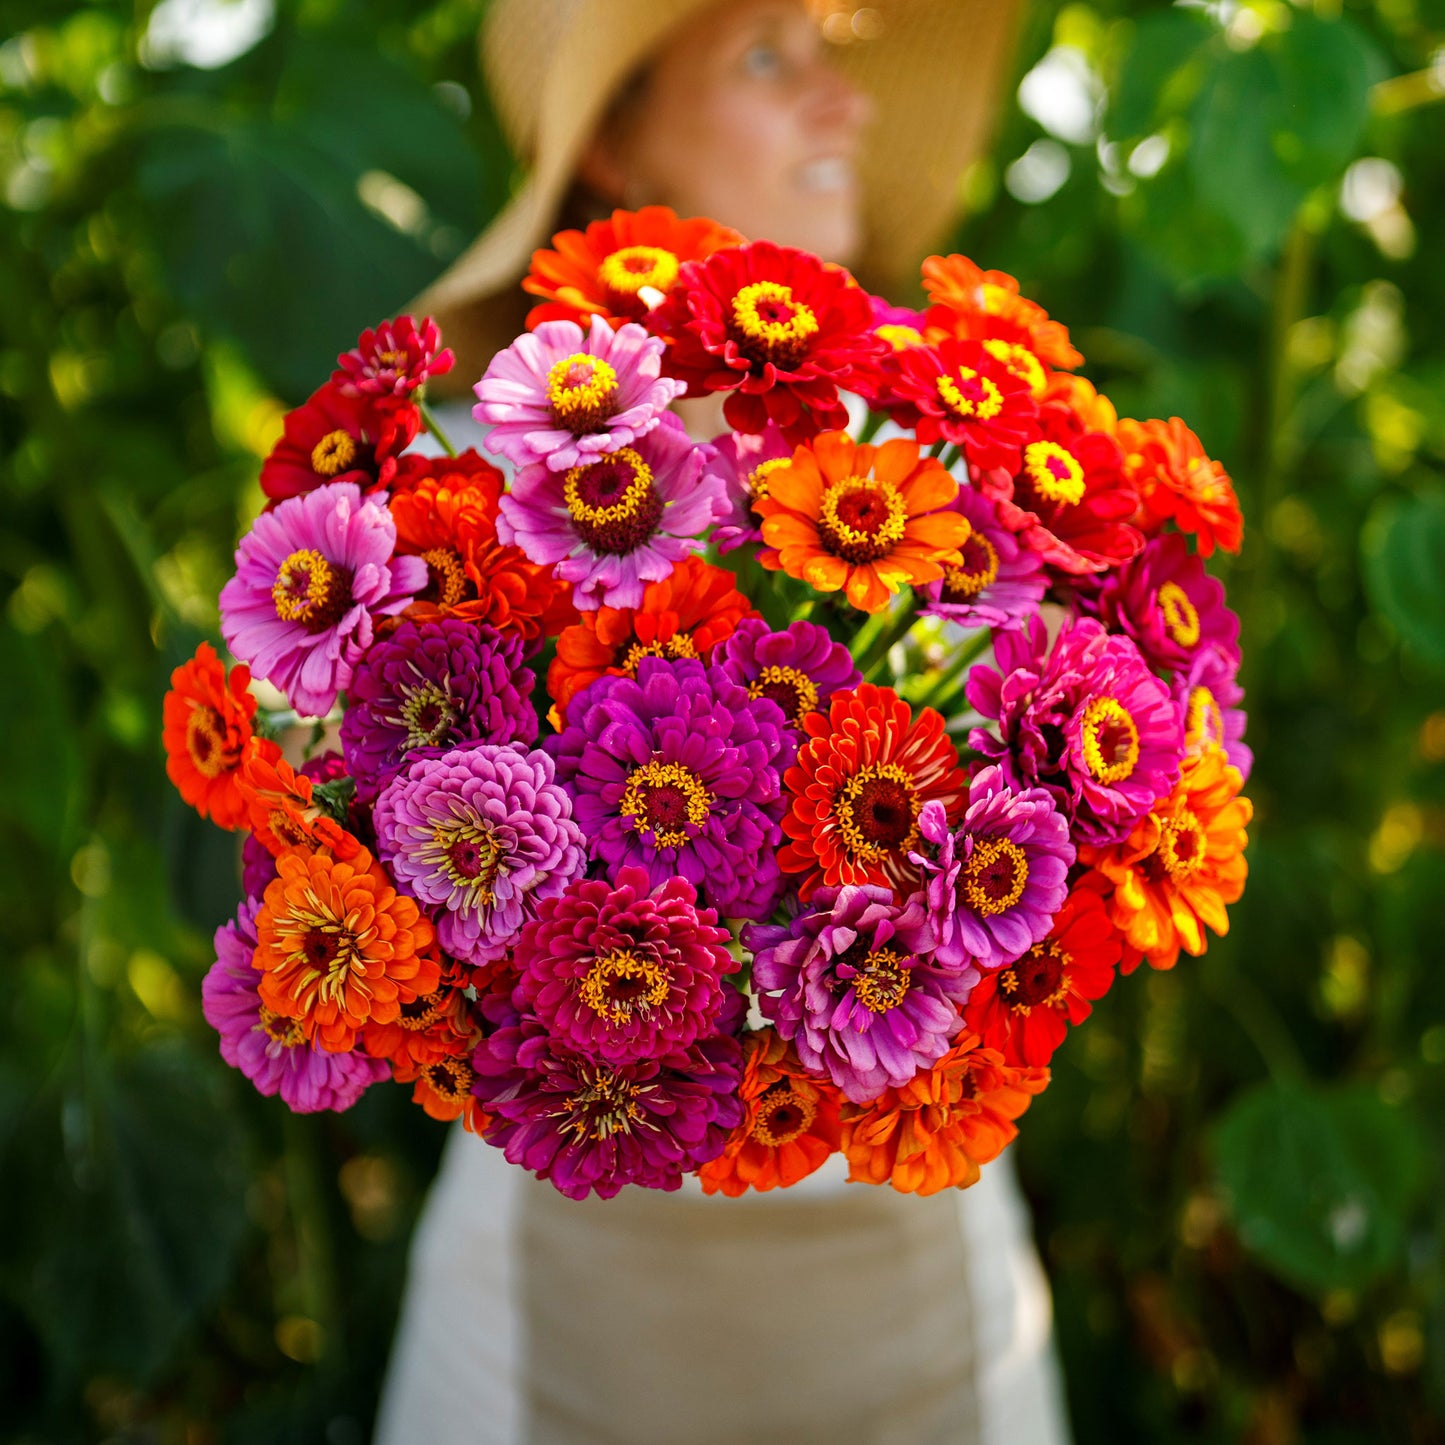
[928,439,947,459]
[282,1111,341,1367]
[941,445,962,472]
[857,409,887,444]
[419,399,457,458]
[856,592,919,682]
[917,628,992,712]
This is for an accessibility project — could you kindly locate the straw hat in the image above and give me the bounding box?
[418,0,1022,385]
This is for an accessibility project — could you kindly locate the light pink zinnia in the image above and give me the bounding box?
[220,481,426,717]
[475,316,686,472]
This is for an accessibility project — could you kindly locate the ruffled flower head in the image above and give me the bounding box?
[220,481,427,717]
[332,314,453,397]
[361,959,479,1071]
[1117,416,1243,557]
[715,617,861,732]
[704,423,794,553]
[236,746,361,859]
[920,254,1083,370]
[917,485,1046,631]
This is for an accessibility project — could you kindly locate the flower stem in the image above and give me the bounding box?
[917,627,992,713]
[419,399,457,459]
[857,408,887,444]
[855,591,918,681]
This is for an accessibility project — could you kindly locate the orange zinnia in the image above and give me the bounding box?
[163,642,278,829]
[921,253,1084,371]
[698,1028,842,1196]
[236,745,361,860]
[840,1032,1049,1195]
[755,432,969,614]
[1080,743,1252,970]
[1116,416,1243,557]
[394,1052,490,1133]
[361,958,478,1070]
[547,555,757,726]
[523,205,744,331]
[255,845,439,1053]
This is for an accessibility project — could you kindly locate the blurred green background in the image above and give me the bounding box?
[2,0,1443,1440]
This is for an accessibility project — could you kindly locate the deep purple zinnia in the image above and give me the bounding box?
[910,765,1074,974]
[1174,644,1252,781]
[201,899,389,1112]
[512,866,732,1065]
[220,481,426,717]
[918,484,1047,632]
[748,884,961,1104]
[340,618,538,801]
[968,616,1185,848]
[702,422,793,553]
[714,617,861,731]
[546,656,792,921]
[496,412,725,610]
[373,743,587,966]
[471,1014,743,1200]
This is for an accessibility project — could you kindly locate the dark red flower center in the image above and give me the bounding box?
[835,763,921,861]
[272,548,354,633]
[426,1056,474,1102]
[749,665,820,726]
[185,704,232,778]
[563,448,664,555]
[817,475,907,564]
[999,940,1068,1011]
[730,280,820,368]
[559,1064,645,1142]
[399,988,447,1030]
[941,532,1000,601]
[419,546,470,607]
[620,760,711,848]
[751,1081,817,1147]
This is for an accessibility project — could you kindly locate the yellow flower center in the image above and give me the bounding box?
[983,339,1047,395]
[272,548,353,632]
[421,819,504,905]
[1022,441,1085,506]
[998,939,1069,1013]
[962,836,1029,917]
[598,245,680,299]
[937,366,1003,422]
[835,762,921,862]
[620,759,712,848]
[1158,581,1201,648]
[577,948,672,1025]
[419,546,470,608]
[876,323,925,351]
[257,1005,305,1048]
[731,281,819,366]
[398,987,448,1031]
[1185,685,1225,752]
[849,946,912,1014]
[1157,807,1206,882]
[546,352,620,434]
[558,1063,645,1142]
[750,1079,818,1147]
[562,447,663,555]
[185,704,231,778]
[277,903,361,1008]
[1080,696,1140,786]
[310,429,358,477]
[425,1055,475,1104]
[941,532,1000,602]
[398,681,457,749]
[747,456,792,508]
[817,473,908,565]
[620,633,698,677]
[749,665,820,726]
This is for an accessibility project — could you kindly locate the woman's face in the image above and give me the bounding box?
[587,0,873,265]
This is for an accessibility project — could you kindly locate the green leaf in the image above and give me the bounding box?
[1109,9,1212,139]
[1361,488,1445,671]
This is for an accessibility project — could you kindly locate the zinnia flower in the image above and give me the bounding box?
[1174,646,1252,781]
[839,1032,1049,1195]
[911,764,1074,974]
[1117,416,1243,557]
[968,617,1184,847]
[920,254,1083,370]
[749,884,963,1103]
[651,241,884,441]
[697,1028,843,1196]
[220,481,427,717]
[395,1051,490,1132]
[332,314,453,397]
[202,899,390,1112]
[373,743,587,967]
[547,657,791,921]
[1080,743,1252,970]
[475,316,685,471]
[340,619,538,801]
[236,746,362,859]
[703,423,794,553]
[361,960,479,1071]
[961,876,1121,1066]
[870,295,929,353]
[779,683,965,900]
[755,431,970,614]
[163,642,278,829]
[254,844,439,1053]
[512,867,733,1065]
[497,413,724,611]
[916,484,1046,631]
[715,617,861,732]
[523,205,744,330]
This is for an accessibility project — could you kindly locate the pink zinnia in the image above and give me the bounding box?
[220,481,426,717]
[703,422,794,553]
[918,484,1047,631]
[333,314,454,397]
[475,316,685,472]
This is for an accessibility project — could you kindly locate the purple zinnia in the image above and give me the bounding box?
[918,484,1047,632]
[475,316,685,472]
[968,616,1184,847]
[241,832,278,900]
[702,423,793,553]
[513,867,732,1065]
[910,766,1074,974]
[220,481,426,717]
[748,884,960,1104]
[496,412,724,610]
[373,743,586,966]
[546,656,792,921]
[201,899,389,1112]
[472,1014,742,1200]
[714,617,861,731]
[340,618,538,800]
[1175,645,1252,781]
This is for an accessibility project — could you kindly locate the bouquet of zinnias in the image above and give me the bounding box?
[164,208,1252,1200]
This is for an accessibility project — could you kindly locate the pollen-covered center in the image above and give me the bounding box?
[817,473,907,564]
[546,352,620,434]
[1022,441,1085,507]
[279,912,360,1007]
[422,818,504,905]
[750,1080,818,1146]
[747,456,792,510]
[558,1063,645,1142]
[425,1055,475,1104]
[844,944,912,1014]
[620,633,698,677]
[937,366,1003,422]
[256,1005,306,1048]
[940,531,1000,602]
[999,939,1068,1013]
[1185,685,1225,751]
[731,281,819,367]
[1158,581,1201,648]
[748,665,820,726]
[835,762,921,861]
[563,448,663,555]
[1157,807,1206,882]
[418,546,470,608]
[876,323,925,352]
[983,339,1047,395]
[398,986,449,1032]
[620,759,712,848]
[272,549,354,632]
[598,245,680,302]
[185,704,233,778]
[396,680,457,749]
[310,429,358,477]
[1080,696,1140,786]
[962,836,1029,917]
[578,948,672,1025]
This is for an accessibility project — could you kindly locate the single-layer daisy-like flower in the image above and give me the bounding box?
[1080,743,1252,970]
[961,876,1121,1066]
[360,959,479,1071]
[220,481,427,718]
[1117,416,1243,557]
[523,205,744,330]
[254,845,438,1053]
[1173,646,1252,781]
[651,241,885,441]
[163,642,278,829]
[749,884,963,1103]
[236,746,362,860]
[969,617,1184,848]
[870,295,929,353]
[340,619,538,801]
[374,743,587,967]
[476,316,685,472]
[547,555,755,727]
[395,1051,490,1131]
[697,1028,843,1196]
[916,484,1047,631]
[703,423,794,553]
[259,382,418,503]
[333,314,454,397]
[547,657,792,921]
[203,899,390,1113]
[472,1014,743,1200]
[911,764,1074,975]
[755,431,970,614]
[779,683,965,901]
[512,866,733,1065]
[715,617,861,732]
[497,413,724,611]
[920,254,1083,370]
[839,1032,1049,1195]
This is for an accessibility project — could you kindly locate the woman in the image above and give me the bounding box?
[376,3,1071,1442]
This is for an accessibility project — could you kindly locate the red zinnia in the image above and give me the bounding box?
[921,254,1084,371]
[780,683,965,900]
[1117,417,1243,557]
[333,314,454,397]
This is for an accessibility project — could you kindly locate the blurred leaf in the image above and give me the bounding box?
[1361,488,1445,670]
[1109,9,1211,140]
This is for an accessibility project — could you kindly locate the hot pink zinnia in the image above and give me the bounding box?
[333,314,454,397]
[220,481,426,717]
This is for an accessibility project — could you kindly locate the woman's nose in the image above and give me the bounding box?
[808,59,874,143]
